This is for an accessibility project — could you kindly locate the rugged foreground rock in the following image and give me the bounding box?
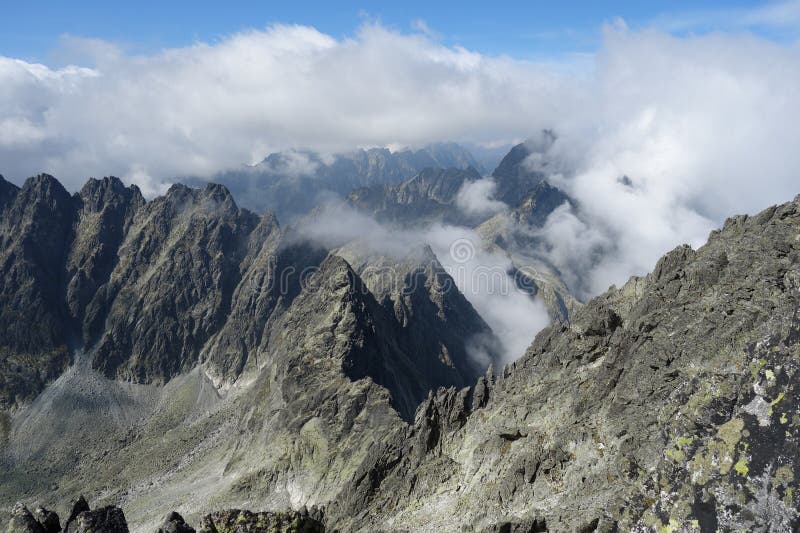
[9,500,324,533]
[9,498,128,533]
[322,195,800,531]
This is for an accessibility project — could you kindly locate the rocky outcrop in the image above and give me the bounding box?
[10,503,323,533]
[5,170,800,531]
[6,502,60,533]
[63,496,89,533]
[335,245,501,413]
[0,174,495,401]
[490,132,556,206]
[512,181,570,228]
[70,506,128,533]
[155,512,195,533]
[86,183,260,382]
[199,509,324,533]
[0,175,19,218]
[31,508,60,533]
[8,503,48,533]
[67,177,145,331]
[1,174,503,529]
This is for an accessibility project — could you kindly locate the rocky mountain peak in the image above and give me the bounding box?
[78,176,144,213]
[491,135,556,206]
[10,173,77,225]
[512,180,571,227]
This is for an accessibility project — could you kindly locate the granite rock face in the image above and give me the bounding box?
[86,183,260,383]
[345,160,577,324]
[0,174,500,529]
[7,503,48,533]
[63,496,90,533]
[491,139,549,206]
[0,174,493,407]
[154,512,195,533]
[198,509,324,533]
[31,508,60,533]
[0,175,78,408]
[322,195,800,531]
[7,502,61,533]
[70,506,128,533]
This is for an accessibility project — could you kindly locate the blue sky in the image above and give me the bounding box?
[1,0,791,62]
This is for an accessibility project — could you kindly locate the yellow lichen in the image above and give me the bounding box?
[667,448,685,461]
[717,418,744,451]
[734,457,749,476]
[770,392,786,406]
[667,435,695,461]
[774,465,794,485]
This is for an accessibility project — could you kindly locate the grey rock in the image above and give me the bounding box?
[0,174,77,408]
[71,506,128,533]
[8,503,45,533]
[63,496,89,533]
[155,512,195,533]
[32,508,60,533]
[327,195,800,531]
[347,166,483,226]
[198,509,324,533]
[4,171,800,532]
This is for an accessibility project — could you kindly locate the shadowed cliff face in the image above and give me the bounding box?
[0,175,81,407]
[0,174,497,414]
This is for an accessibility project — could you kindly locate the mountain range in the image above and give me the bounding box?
[182,143,489,223]
[1,140,799,532]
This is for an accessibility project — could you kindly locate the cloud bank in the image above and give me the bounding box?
[532,29,800,297]
[1,17,799,315]
[0,24,571,195]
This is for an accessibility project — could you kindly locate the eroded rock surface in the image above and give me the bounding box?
[199,509,323,533]
[324,195,800,531]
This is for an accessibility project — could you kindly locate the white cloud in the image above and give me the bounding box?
[0,24,572,193]
[455,178,507,216]
[0,19,799,313]
[535,27,800,297]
